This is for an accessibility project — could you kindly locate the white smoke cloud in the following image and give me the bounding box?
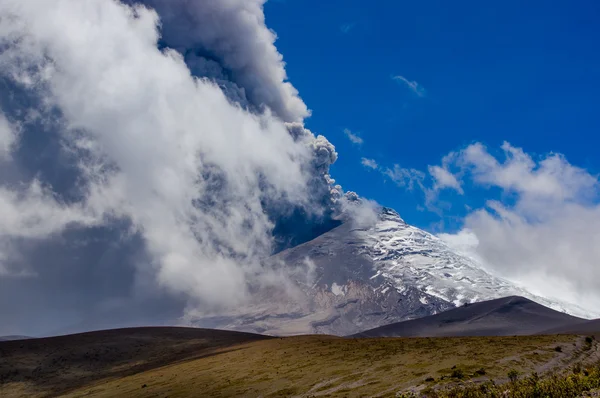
[0,0,332,334]
[339,191,379,228]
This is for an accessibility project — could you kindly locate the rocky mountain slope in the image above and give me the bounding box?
[543,319,600,335]
[188,208,591,336]
[351,296,588,337]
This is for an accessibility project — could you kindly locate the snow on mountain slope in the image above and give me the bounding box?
[186,207,594,336]
[367,208,594,319]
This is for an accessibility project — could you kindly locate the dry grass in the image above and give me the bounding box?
[51,334,586,398]
[0,327,269,398]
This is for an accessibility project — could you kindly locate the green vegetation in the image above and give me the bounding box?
[412,361,600,397]
[451,368,465,379]
[508,368,520,383]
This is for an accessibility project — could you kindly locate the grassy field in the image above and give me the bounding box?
[64,335,597,397]
[2,331,599,397]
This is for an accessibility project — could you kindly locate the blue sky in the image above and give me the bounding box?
[265,0,600,231]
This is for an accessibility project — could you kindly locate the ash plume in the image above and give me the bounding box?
[0,0,356,336]
[130,0,309,123]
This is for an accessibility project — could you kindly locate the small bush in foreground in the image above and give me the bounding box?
[473,368,486,376]
[507,369,520,383]
[451,369,465,379]
[586,336,594,344]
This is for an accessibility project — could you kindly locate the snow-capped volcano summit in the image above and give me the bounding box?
[365,208,591,318]
[187,207,592,336]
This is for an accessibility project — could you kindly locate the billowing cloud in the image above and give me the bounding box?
[0,0,343,336]
[339,192,379,228]
[426,143,600,311]
[392,75,426,97]
[130,0,310,123]
[457,142,597,203]
[361,157,378,169]
[344,128,363,145]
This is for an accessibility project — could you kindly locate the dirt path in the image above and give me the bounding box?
[536,336,600,375]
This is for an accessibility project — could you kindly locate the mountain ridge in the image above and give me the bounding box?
[351,295,589,337]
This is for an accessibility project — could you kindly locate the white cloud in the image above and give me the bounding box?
[392,75,426,97]
[384,165,425,191]
[383,164,447,213]
[435,142,600,311]
[361,157,378,169]
[343,128,363,145]
[0,0,319,314]
[428,165,463,194]
[458,142,597,204]
[0,112,16,159]
[379,142,600,312]
[0,180,99,239]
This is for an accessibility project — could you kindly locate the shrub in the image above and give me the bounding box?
[419,361,600,398]
[508,369,520,383]
[450,368,465,379]
[586,336,594,344]
[528,372,539,383]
